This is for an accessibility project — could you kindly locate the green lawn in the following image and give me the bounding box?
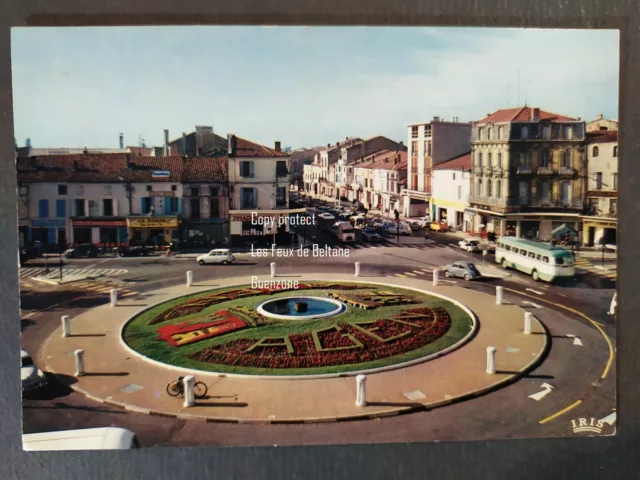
[122,282,473,375]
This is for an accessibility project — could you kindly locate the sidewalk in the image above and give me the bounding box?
[40,273,546,423]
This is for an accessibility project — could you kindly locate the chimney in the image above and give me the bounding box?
[83,147,89,156]
[531,107,540,121]
[182,132,187,156]
[73,159,79,170]
[163,129,169,156]
[327,143,330,148]
[433,116,440,122]
[597,113,603,120]
[119,133,124,150]
[29,157,37,169]
[126,153,132,167]
[275,141,281,152]
[227,134,236,156]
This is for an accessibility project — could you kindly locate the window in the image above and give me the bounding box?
[487,179,493,197]
[210,186,219,197]
[167,197,179,214]
[424,125,432,137]
[612,173,618,190]
[561,151,571,169]
[521,126,529,139]
[103,199,113,216]
[596,172,603,190]
[38,199,49,218]
[613,146,618,157]
[610,199,617,215]
[411,141,418,154]
[241,188,257,209]
[519,152,529,169]
[496,180,502,199]
[478,152,483,166]
[498,126,503,139]
[276,186,287,206]
[276,161,288,177]
[104,185,112,195]
[424,140,432,157]
[488,128,493,140]
[560,181,571,203]
[479,128,484,140]
[190,187,199,197]
[452,173,456,180]
[457,185,462,199]
[171,185,177,191]
[592,146,599,157]
[411,126,418,138]
[528,252,536,259]
[58,185,67,195]
[541,150,551,168]
[477,178,482,196]
[520,250,528,257]
[74,199,86,216]
[564,126,573,139]
[542,125,550,139]
[141,197,151,214]
[497,152,502,167]
[190,198,200,218]
[487,152,492,166]
[519,181,530,204]
[146,185,152,192]
[543,256,549,263]
[536,254,542,261]
[55,199,66,217]
[540,180,550,201]
[512,248,519,254]
[240,161,254,178]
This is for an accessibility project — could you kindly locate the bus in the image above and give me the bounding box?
[495,237,575,282]
[23,427,139,451]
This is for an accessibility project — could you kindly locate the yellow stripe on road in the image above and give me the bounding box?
[404,272,417,277]
[412,270,426,274]
[394,274,407,278]
[421,268,433,272]
[538,400,583,425]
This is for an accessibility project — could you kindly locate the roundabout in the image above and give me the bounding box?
[39,273,549,423]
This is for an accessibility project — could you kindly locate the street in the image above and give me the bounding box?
[19,229,616,446]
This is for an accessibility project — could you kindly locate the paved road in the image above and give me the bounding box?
[20,231,616,446]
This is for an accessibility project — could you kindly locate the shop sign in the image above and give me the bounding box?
[127,217,179,228]
[32,218,66,228]
[150,191,175,197]
[72,219,127,227]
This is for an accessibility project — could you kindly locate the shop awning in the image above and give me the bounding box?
[551,223,578,240]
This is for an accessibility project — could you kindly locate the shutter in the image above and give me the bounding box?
[164,197,171,214]
[48,228,57,245]
[249,161,255,178]
[39,199,49,218]
[56,199,66,218]
[141,197,146,213]
[253,188,258,208]
[177,198,183,214]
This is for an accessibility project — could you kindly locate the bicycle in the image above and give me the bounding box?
[166,376,208,399]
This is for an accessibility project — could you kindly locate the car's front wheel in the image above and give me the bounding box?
[222,260,229,265]
[198,260,205,265]
[532,269,539,281]
[464,273,471,281]
[445,270,451,277]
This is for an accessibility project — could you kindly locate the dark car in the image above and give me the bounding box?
[64,244,100,258]
[115,246,153,257]
[19,246,40,266]
[444,261,482,280]
[361,227,382,242]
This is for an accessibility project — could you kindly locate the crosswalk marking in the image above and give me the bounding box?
[404,272,417,277]
[421,268,433,272]
[412,270,426,274]
[395,273,407,278]
[20,267,128,279]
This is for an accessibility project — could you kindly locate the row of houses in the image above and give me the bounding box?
[302,107,618,246]
[16,132,299,250]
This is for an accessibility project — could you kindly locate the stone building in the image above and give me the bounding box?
[586,113,618,133]
[467,106,587,240]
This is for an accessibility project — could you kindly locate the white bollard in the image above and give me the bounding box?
[74,349,85,376]
[524,312,533,335]
[183,375,195,408]
[355,374,367,407]
[486,346,496,374]
[110,289,118,307]
[270,262,276,278]
[355,262,361,277]
[496,286,504,305]
[186,270,193,287]
[61,315,71,338]
[433,269,440,286]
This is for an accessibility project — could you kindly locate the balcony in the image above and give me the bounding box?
[558,167,575,176]
[491,166,505,177]
[468,195,509,207]
[516,166,532,174]
[482,165,493,175]
[537,166,553,175]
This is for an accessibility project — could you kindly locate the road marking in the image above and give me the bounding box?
[412,270,425,274]
[566,334,583,346]
[394,274,407,278]
[600,411,616,426]
[558,293,567,297]
[404,272,417,277]
[539,400,583,425]
[522,301,542,309]
[525,288,544,295]
[528,383,555,401]
[420,268,433,272]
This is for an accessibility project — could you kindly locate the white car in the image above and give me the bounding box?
[388,222,412,236]
[21,349,48,392]
[196,249,236,265]
[459,238,482,253]
[418,215,432,228]
[317,212,336,221]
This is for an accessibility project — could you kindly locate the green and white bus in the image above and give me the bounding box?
[495,237,575,282]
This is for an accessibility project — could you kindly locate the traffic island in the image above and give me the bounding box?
[39,274,548,423]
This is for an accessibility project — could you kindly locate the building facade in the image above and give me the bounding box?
[467,106,587,240]
[431,153,472,230]
[586,113,618,133]
[581,130,618,246]
[404,117,472,218]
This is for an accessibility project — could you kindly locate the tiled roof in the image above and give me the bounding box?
[16,154,228,184]
[475,106,577,124]
[585,130,618,143]
[231,135,288,157]
[127,146,154,156]
[356,150,407,170]
[181,157,227,182]
[432,152,472,171]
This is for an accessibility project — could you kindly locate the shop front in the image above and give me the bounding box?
[180,219,229,249]
[126,216,180,247]
[580,216,617,247]
[229,209,306,247]
[71,218,128,247]
[31,218,67,251]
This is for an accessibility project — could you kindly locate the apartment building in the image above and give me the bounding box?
[431,152,472,230]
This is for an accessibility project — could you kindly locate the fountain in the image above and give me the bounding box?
[257,296,345,320]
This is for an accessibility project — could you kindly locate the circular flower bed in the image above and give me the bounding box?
[122,281,474,376]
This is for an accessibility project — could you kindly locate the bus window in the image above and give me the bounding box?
[520,250,527,256]
[543,256,549,263]
[528,252,535,258]
[506,245,512,251]
[536,254,541,261]
[512,248,517,253]
[554,257,564,265]
[498,242,503,249]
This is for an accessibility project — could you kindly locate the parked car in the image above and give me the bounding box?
[429,221,449,232]
[64,244,100,258]
[317,212,336,221]
[417,215,432,228]
[361,227,382,242]
[19,246,40,266]
[388,222,412,236]
[23,427,139,451]
[444,261,482,280]
[21,349,48,393]
[115,246,153,257]
[458,238,482,253]
[197,249,236,265]
[409,220,422,230]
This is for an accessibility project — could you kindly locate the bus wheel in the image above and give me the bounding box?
[532,270,539,281]
[501,259,508,269]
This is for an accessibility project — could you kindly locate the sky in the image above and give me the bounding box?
[11,26,619,151]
